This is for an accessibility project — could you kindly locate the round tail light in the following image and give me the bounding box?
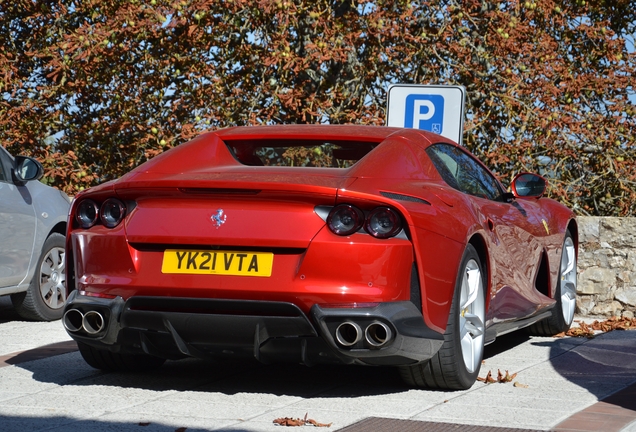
[365,207,402,238]
[100,198,127,228]
[327,204,364,236]
[76,200,99,229]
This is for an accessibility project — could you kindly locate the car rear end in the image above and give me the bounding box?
[63,127,444,367]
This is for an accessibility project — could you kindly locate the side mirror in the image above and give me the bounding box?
[511,173,547,198]
[13,156,44,184]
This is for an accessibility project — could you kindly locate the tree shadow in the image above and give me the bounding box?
[540,329,636,407]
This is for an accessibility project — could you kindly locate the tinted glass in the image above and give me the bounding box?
[227,139,377,168]
[426,144,503,201]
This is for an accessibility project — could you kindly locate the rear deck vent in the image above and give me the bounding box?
[179,188,261,195]
[380,191,431,205]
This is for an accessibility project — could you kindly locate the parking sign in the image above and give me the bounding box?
[386,84,466,145]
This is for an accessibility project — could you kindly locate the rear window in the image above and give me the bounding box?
[226,139,377,168]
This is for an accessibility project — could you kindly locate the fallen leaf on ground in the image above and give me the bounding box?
[274,418,305,427]
[478,369,517,384]
[477,370,497,384]
[591,316,636,331]
[562,317,636,338]
[513,382,529,388]
[138,423,150,427]
[499,370,517,383]
[273,413,332,427]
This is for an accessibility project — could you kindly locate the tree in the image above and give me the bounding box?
[1,0,634,215]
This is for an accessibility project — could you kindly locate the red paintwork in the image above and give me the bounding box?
[66,125,576,337]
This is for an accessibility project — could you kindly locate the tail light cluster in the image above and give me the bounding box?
[75,198,128,229]
[326,204,403,239]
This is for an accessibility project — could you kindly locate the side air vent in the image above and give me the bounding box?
[380,191,431,205]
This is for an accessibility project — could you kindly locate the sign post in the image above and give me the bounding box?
[386,84,466,145]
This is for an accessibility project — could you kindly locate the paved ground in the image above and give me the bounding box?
[2,296,636,432]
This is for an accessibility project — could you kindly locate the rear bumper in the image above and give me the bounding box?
[63,291,444,366]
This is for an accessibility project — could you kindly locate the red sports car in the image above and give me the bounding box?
[63,125,577,389]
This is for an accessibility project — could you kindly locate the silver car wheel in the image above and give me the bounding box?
[459,259,485,374]
[39,246,66,309]
[560,236,577,325]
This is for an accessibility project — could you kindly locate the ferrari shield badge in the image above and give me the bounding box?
[542,219,550,235]
[211,209,227,229]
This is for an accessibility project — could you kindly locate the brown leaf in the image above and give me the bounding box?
[497,369,504,382]
[513,382,529,388]
[477,370,497,384]
[138,423,150,427]
[564,316,636,338]
[499,370,518,383]
[306,419,333,427]
[175,428,187,432]
[273,414,332,427]
[273,417,305,426]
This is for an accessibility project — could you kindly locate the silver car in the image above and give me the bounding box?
[0,146,71,321]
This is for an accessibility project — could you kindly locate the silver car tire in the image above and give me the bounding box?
[11,232,67,321]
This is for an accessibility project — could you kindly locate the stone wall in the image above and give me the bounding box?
[577,217,636,318]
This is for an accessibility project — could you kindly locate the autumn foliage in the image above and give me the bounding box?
[0,0,634,215]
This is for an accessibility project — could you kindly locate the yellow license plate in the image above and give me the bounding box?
[161,250,273,277]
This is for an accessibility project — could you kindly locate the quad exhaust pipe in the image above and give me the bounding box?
[365,321,392,347]
[335,321,362,347]
[63,309,106,335]
[335,320,392,348]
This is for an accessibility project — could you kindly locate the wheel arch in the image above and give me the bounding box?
[467,233,490,309]
[566,218,579,258]
[49,221,67,238]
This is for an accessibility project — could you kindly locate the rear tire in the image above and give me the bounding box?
[528,230,577,335]
[399,244,486,390]
[11,233,67,321]
[77,342,166,372]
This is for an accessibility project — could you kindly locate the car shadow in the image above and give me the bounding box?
[0,296,22,323]
[7,329,534,399]
[0,414,256,432]
[483,330,530,359]
[11,319,636,401]
[13,345,411,398]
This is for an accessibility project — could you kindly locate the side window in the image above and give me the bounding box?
[426,143,503,201]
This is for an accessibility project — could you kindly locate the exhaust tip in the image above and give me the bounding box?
[63,309,84,333]
[365,321,392,347]
[335,321,362,347]
[82,310,105,335]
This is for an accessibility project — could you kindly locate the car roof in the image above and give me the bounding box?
[214,124,406,142]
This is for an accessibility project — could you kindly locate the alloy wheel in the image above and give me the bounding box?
[459,259,485,374]
[560,236,577,325]
[39,246,66,309]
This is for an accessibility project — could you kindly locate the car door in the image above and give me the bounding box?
[425,143,551,322]
[0,147,38,289]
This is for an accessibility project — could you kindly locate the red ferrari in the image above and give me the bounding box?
[63,125,577,389]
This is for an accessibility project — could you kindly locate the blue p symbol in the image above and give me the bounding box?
[404,94,444,134]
